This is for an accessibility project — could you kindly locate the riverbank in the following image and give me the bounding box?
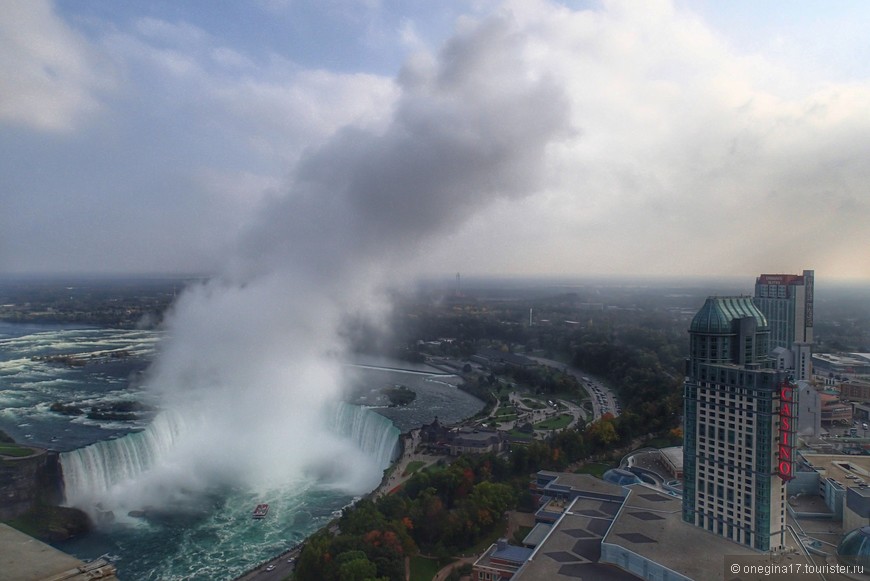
[236,427,452,579]
[373,429,447,499]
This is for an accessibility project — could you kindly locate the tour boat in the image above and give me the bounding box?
[252,503,269,519]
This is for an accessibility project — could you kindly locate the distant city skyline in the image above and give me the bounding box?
[3,1,870,281]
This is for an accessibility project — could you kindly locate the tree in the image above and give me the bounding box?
[340,500,386,534]
[294,531,335,581]
[586,417,618,450]
[336,551,381,581]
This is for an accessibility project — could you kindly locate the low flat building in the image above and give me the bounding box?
[844,487,870,532]
[659,447,683,480]
[814,353,870,380]
[513,472,862,581]
[521,523,552,548]
[532,471,627,503]
[470,348,537,370]
[821,391,853,425]
[841,380,870,403]
[472,539,533,580]
[796,453,870,525]
[449,428,504,456]
[515,488,636,580]
[419,419,505,456]
[0,523,118,581]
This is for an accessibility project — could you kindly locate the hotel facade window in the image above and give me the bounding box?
[683,296,791,551]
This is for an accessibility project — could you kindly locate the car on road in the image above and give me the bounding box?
[265,564,276,572]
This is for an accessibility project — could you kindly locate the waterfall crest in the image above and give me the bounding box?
[59,410,187,508]
[60,403,399,509]
[331,401,400,470]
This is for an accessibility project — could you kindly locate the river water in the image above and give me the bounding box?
[0,322,482,580]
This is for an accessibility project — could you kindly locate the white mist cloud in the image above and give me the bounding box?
[84,11,570,511]
[0,0,113,132]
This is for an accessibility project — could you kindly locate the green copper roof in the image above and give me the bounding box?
[838,526,870,568]
[689,296,768,334]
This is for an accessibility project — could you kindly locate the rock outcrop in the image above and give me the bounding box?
[0,449,62,520]
[0,442,92,541]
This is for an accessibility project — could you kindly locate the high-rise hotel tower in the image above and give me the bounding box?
[683,296,795,551]
[753,269,814,381]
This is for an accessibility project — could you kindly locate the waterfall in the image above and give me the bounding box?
[59,410,188,507]
[60,402,399,509]
[331,401,400,469]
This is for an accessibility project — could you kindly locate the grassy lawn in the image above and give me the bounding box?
[0,443,35,458]
[409,555,443,581]
[521,398,546,410]
[507,430,534,441]
[533,414,573,430]
[574,462,613,478]
[403,460,425,477]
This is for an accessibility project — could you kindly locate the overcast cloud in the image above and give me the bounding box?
[78,6,571,506]
[2,0,870,280]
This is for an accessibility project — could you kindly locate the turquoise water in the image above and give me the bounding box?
[0,322,482,580]
[57,480,349,580]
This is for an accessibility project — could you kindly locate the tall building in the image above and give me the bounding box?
[753,269,814,381]
[683,296,794,551]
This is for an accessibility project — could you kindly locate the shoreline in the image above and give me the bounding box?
[231,428,451,580]
[6,354,480,580]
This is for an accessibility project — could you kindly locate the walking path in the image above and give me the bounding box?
[432,556,476,581]
[374,429,445,498]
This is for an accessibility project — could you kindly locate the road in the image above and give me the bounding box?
[528,356,621,421]
[235,545,301,581]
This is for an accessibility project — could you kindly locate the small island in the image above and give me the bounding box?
[32,350,132,368]
[49,400,156,421]
[381,385,416,407]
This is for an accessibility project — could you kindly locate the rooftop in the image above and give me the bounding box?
[540,472,628,499]
[689,296,767,335]
[452,430,500,444]
[473,540,534,577]
[814,353,870,366]
[522,522,552,547]
[518,479,829,581]
[0,524,118,581]
[603,487,762,580]
[660,446,683,471]
[800,453,870,490]
[515,493,637,580]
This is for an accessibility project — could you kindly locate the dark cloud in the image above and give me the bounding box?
[232,14,570,286]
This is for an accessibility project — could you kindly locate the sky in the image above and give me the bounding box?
[3,0,870,281]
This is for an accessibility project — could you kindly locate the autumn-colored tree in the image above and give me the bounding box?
[586,417,618,450]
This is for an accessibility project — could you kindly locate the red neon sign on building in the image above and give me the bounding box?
[778,380,797,482]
